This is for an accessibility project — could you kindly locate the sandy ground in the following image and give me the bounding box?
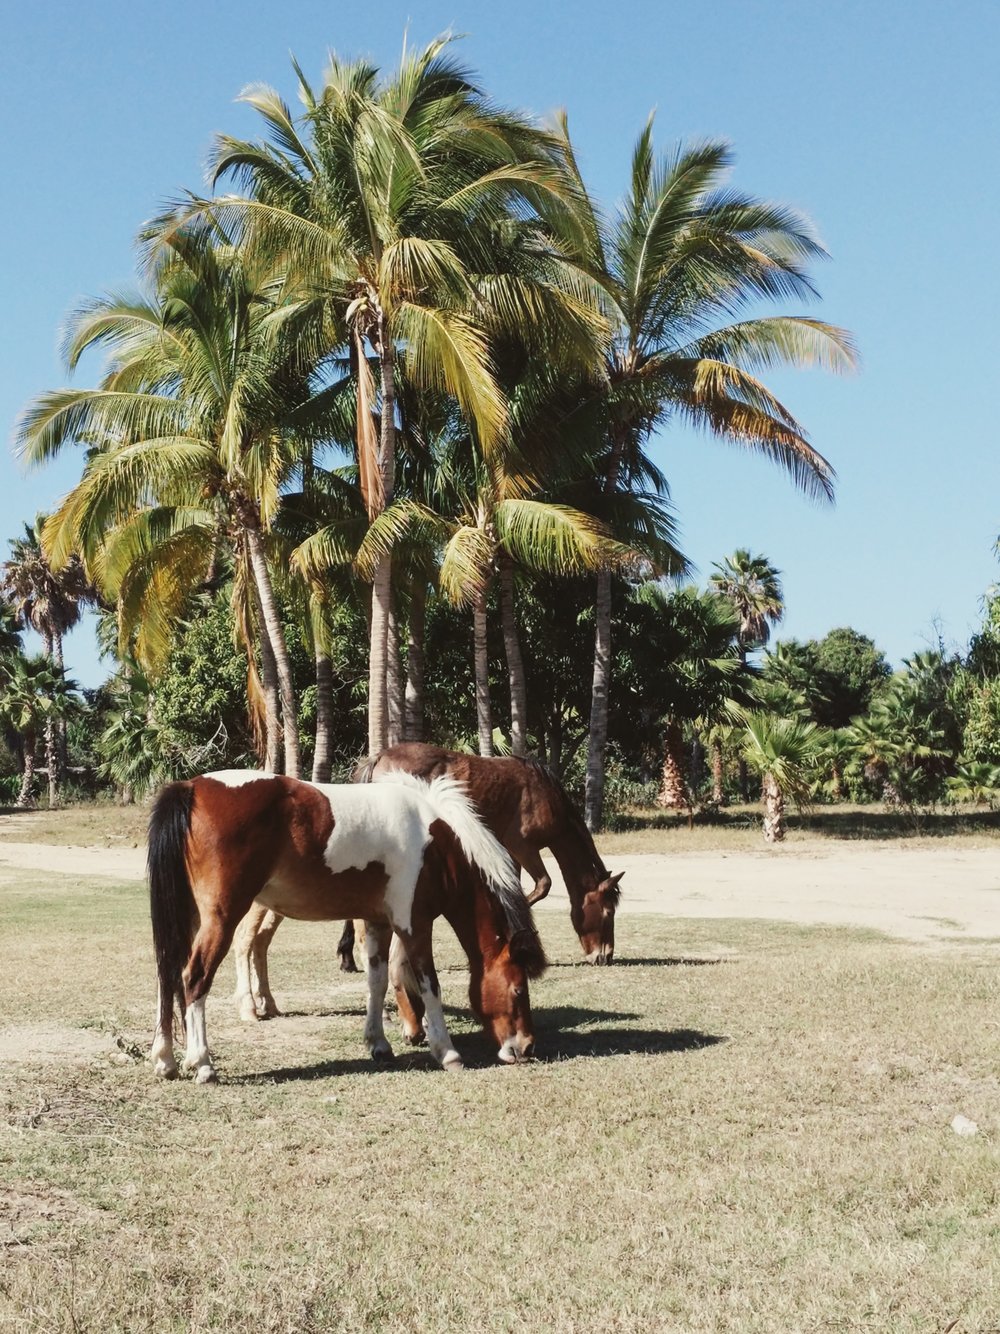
[2,836,999,944]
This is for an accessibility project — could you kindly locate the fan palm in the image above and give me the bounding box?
[554,118,856,828]
[1,517,94,802]
[738,710,821,842]
[0,653,80,809]
[710,550,784,665]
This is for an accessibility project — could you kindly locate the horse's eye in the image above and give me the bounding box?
[512,984,525,1000]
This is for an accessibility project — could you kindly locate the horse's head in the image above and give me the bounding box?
[573,871,624,964]
[470,926,547,1064]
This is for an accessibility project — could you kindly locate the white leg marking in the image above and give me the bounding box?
[419,979,463,1071]
[151,983,178,1078]
[183,998,217,1084]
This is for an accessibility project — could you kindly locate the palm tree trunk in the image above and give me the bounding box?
[367,314,398,757]
[473,591,494,757]
[245,526,299,778]
[16,729,36,809]
[387,604,404,748]
[711,739,726,805]
[762,771,784,842]
[584,564,613,829]
[499,553,528,757]
[52,629,66,801]
[404,580,426,743]
[46,716,58,810]
[657,718,690,810]
[248,557,282,772]
[312,649,333,783]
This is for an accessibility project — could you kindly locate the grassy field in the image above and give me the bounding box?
[2,866,999,1331]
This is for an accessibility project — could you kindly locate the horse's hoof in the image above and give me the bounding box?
[442,1053,464,1072]
[154,1061,179,1080]
[339,955,360,974]
[371,1044,395,1063]
[194,1066,218,1085]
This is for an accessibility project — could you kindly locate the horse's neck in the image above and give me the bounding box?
[441,875,497,969]
[549,821,606,890]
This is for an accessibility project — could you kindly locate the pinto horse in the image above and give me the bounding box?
[148,770,546,1083]
[345,745,623,963]
[230,747,621,1024]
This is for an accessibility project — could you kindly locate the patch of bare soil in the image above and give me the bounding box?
[0,1024,139,1067]
[0,1183,103,1248]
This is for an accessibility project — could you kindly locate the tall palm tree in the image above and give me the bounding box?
[1,518,94,803]
[710,550,784,666]
[554,118,856,828]
[0,653,79,809]
[711,549,784,799]
[185,36,590,755]
[16,231,339,776]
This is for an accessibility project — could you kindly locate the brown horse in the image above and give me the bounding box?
[148,770,546,1083]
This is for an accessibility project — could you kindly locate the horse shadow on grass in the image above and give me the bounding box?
[234,1001,727,1084]
[546,955,731,969]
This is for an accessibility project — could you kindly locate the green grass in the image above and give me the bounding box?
[3,871,1000,1330]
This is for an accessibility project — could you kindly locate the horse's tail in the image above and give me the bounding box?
[148,780,196,1027]
[417,772,548,979]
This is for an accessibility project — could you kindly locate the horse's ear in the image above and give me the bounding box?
[601,871,624,908]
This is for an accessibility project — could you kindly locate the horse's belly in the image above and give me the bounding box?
[255,860,390,923]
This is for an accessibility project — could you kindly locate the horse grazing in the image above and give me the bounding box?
[148,770,546,1083]
[348,745,623,964]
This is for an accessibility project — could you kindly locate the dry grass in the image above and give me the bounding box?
[2,867,1000,1331]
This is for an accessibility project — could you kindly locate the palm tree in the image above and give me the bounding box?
[738,710,821,842]
[710,550,784,666]
[0,654,79,809]
[554,119,856,829]
[187,36,590,755]
[16,231,341,777]
[1,518,94,804]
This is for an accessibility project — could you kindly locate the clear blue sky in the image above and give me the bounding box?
[3,0,998,687]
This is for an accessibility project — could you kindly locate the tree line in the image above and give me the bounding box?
[2,35,863,828]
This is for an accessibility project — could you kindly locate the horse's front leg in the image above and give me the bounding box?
[395,925,463,1071]
[362,920,394,1062]
[507,836,552,906]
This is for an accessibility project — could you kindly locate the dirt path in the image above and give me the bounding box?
[3,837,999,944]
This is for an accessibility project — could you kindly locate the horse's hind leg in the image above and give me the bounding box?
[232,903,282,1021]
[395,927,463,1071]
[361,920,394,1062]
[249,910,283,1018]
[389,934,426,1046]
[183,911,239,1084]
[151,981,178,1079]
